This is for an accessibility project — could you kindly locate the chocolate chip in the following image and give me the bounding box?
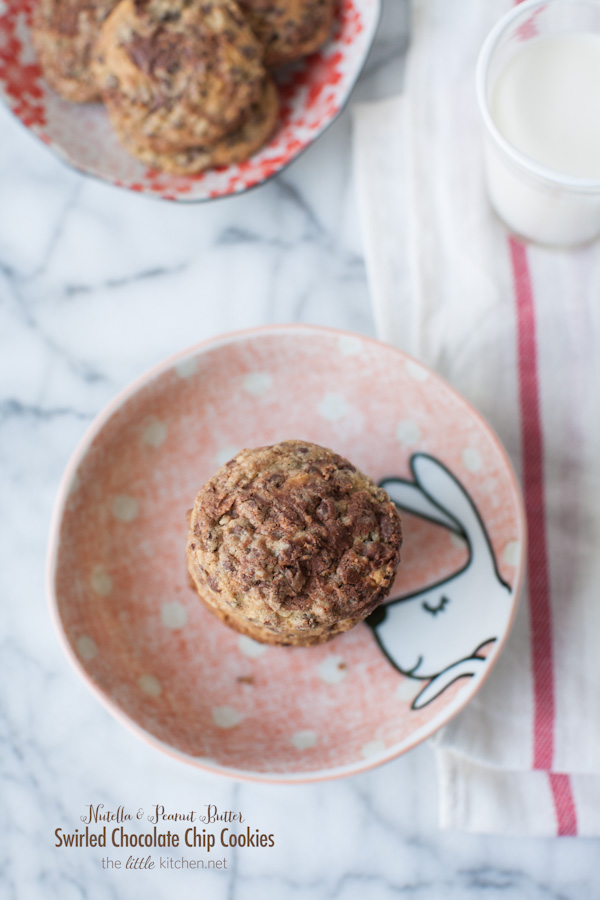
[316,498,336,522]
[240,44,258,59]
[380,513,398,542]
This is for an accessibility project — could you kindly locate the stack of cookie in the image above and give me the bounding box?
[32,0,337,174]
[187,441,402,647]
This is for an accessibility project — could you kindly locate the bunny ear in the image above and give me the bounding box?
[380,477,463,535]
[409,454,496,563]
[411,656,488,709]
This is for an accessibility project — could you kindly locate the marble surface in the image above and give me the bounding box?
[1,1,599,897]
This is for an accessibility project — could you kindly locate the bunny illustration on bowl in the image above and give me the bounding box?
[367,453,514,710]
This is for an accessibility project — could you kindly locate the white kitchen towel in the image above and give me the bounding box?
[353,0,600,836]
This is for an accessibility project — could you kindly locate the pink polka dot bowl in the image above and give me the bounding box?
[0,0,380,200]
[47,325,526,782]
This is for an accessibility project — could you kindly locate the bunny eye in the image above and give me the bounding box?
[422,596,450,616]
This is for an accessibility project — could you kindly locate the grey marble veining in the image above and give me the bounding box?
[1,0,599,897]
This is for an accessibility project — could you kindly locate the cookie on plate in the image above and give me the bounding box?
[32,0,119,102]
[113,75,279,173]
[187,440,402,646]
[237,0,336,68]
[93,0,266,149]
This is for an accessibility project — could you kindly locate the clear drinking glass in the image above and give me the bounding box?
[476,0,600,246]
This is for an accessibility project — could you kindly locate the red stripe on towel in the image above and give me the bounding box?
[509,236,578,836]
[509,235,555,770]
[511,0,578,838]
[549,774,578,836]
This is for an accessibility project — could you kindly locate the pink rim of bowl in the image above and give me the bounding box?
[46,324,526,783]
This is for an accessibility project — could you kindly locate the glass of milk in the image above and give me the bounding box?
[477,0,600,246]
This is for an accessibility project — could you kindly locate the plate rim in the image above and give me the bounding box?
[46,323,527,783]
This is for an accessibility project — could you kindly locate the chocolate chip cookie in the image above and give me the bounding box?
[237,0,335,68]
[93,0,266,149]
[113,75,278,172]
[187,440,402,646]
[32,0,119,102]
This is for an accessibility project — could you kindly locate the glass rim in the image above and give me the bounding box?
[476,0,600,194]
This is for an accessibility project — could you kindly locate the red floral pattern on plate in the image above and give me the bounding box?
[0,0,380,201]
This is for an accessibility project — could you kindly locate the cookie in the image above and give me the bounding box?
[32,0,118,102]
[112,75,278,172]
[187,440,402,646]
[94,0,266,149]
[237,0,335,68]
